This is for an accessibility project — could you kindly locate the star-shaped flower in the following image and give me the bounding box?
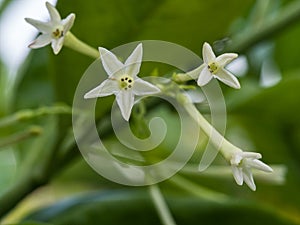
[188,42,241,89]
[25,2,75,54]
[84,43,160,121]
[230,151,273,191]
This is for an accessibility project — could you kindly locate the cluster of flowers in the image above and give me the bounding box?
[25,2,273,191]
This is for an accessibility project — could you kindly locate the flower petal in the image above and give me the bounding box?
[133,78,160,96]
[46,2,61,23]
[51,37,64,54]
[187,64,205,79]
[242,168,256,191]
[99,47,124,77]
[215,68,241,89]
[197,66,213,86]
[28,34,52,49]
[231,165,243,185]
[84,79,119,99]
[241,152,262,159]
[249,159,273,172]
[230,152,243,165]
[25,18,52,33]
[125,43,143,77]
[62,13,76,33]
[202,42,216,64]
[116,90,135,121]
[216,53,238,66]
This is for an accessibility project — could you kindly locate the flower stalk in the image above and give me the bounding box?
[149,184,177,225]
[0,126,42,148]
[169,175,229,203]
[64,32,99,58]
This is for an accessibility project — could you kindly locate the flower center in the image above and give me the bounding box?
[52,28,64,39]
[207,62,219,74]
[119,75,134,90]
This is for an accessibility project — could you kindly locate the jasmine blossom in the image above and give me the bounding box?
[230,151,273,191]
[188,42,241,89]
[84,43,160,121]
[25,2,75,54]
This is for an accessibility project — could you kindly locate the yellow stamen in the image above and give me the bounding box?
[207,62,219,74]
[119,75,134,90]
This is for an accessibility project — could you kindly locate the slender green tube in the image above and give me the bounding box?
[64,32,99,59]
[184,102,241,161]
[149,185,177,225]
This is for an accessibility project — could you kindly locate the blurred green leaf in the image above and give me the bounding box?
[14,49,55,110]
[226,73,300,221]
[6,222,52,225]
[24,190,298,225]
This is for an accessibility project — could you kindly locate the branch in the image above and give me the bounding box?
[225,0,300,53]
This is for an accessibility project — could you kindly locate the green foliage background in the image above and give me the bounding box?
[0,0,300,224]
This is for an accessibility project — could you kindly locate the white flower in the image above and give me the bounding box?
[25,2,75,54]
[84,43,160,121]
[188,42,241,89]
[230,151,273,191]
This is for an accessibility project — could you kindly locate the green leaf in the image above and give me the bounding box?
[6,222,52,225]
[24,189,298,225]
[227,73,300,221]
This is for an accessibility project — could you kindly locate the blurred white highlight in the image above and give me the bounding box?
[0,0,57,75]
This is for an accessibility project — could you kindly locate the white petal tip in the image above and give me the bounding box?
[24,18,35,26]
[45,1,53,8]
[28,43,34,49]
[232,53,238,59]
[248,185,256,191]
[233,176,243,186]
[84,93,94,99]
[264,165,274,173]
[203,42,210,47]
[237,181,243,186]
[52,47,60,55]
[197,77,212,87]
[98,47,106,52]
[232,83,241,89]
[197,81,207,87]
[120,111,130,121]
[70,13,76,20]
[247,181,256,191]
[98,47,109,58]
[232,80,241,89]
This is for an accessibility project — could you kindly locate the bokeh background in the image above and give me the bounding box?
[0,0,300,224]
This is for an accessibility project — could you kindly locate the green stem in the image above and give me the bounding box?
[149,185,177,225]
[0,105,71,129]
[169,175,229,203]
[0,126,42,148]
[64,32,99,59]
[184,102,241,161]
[226,0,300,53]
